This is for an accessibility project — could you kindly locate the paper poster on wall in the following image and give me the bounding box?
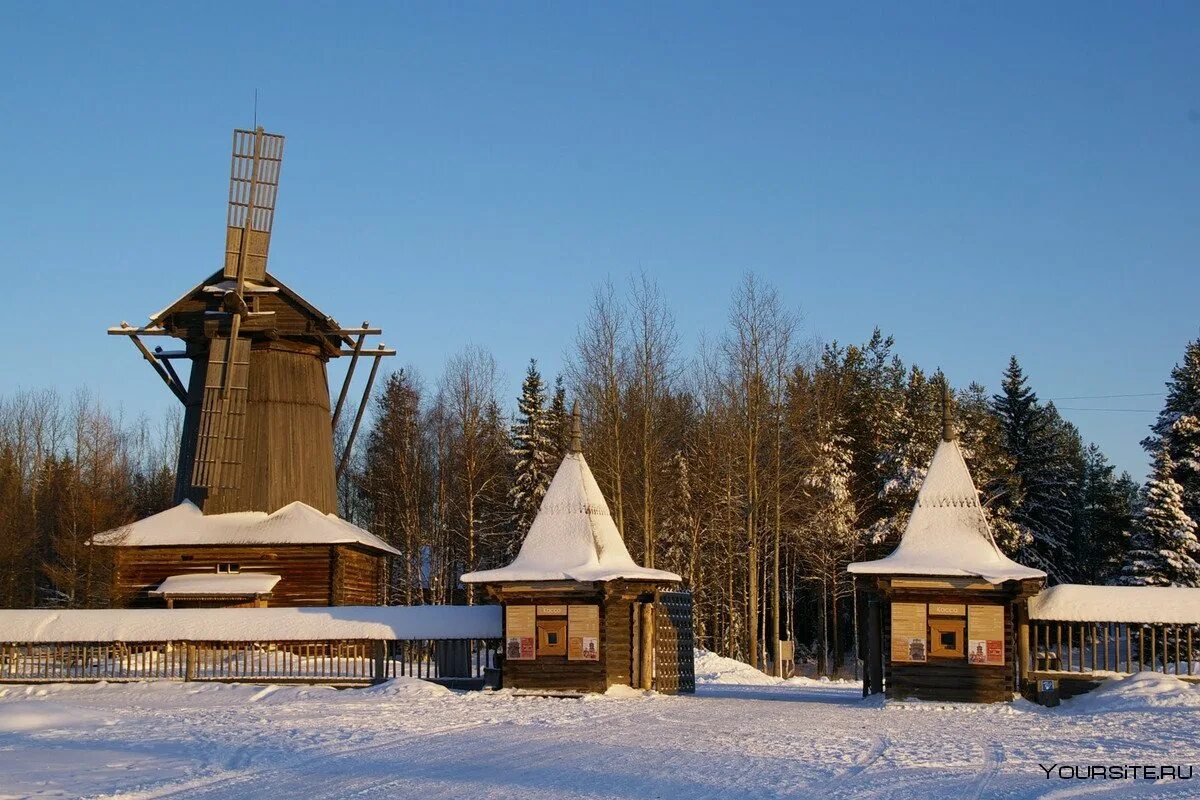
[967,604,1005,665]
[568,604,601,661]
[890,602,927,663]
[505,605,536,661]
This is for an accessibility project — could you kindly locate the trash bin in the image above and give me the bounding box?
[1036,678,1060,707]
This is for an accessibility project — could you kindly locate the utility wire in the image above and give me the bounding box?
[1049,392,1164,401]
[1056,407,1158,413]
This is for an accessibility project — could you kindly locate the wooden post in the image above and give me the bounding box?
[631,604,641,688]
[866,594,883,696]
[639,603,654,691]
[372,640,387,685]
[184,643,197,681]
[1016,602,1030,692]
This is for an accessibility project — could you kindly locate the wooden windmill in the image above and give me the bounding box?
[110,128,394,516]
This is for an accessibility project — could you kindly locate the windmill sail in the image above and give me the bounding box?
[224,129,284,282]
[191,336,251,490]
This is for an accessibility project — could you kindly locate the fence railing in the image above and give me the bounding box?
[1029,620,1199,680]
[0,638,501,685]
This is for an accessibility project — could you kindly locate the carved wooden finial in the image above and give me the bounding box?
[570,401,583,453]
[941,377,956,442]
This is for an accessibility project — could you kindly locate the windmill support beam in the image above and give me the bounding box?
[337,348,396,357]
[336,347,386,478]
[332,322,369,429]
[154,346,186,390]
[108,326,171,336]
[121,326,186,404]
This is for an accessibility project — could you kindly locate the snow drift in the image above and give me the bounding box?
[1066,672,1200,713]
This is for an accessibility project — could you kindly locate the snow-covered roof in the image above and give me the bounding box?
[1029,584,1200,624]
[151,573,282,597]
[93,500,400,556]
[0,605,502,643]
[848,439,1045,585]
[462,451,680,584]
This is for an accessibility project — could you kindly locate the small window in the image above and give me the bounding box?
[940,631,957,649]
[547,632,558,645]
[216,563,240,574]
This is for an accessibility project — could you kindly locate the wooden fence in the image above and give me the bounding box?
[0,638,501,685]
[1027,620,1199,681]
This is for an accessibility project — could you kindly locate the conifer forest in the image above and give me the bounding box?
[2,273,1197,675]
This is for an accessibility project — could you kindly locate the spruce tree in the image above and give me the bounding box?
[547,376,571,458]
[991,357,1080,580]
[1074,445,1135,584]
[1118,448,1200,586]
[1143,337,1200,524]
[509,360,554,535]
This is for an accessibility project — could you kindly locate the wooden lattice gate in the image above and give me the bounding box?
[654,590,695,694]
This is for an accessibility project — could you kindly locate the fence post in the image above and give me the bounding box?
[184,643,197,682]
[372,640,387,685]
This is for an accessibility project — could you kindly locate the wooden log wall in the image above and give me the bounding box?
[114,544,382,608]
[492,581,660,692]
[332,545,385,606]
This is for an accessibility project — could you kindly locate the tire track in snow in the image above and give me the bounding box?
[103,719,491,800]
[813,733,888,798]
[970,740,1003,800]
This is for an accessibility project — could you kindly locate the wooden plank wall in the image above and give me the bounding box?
[177,344,337,515]
[115,545,341,607]
[884,592,1016,703]
[499,588,609,692]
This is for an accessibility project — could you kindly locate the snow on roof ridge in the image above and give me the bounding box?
[849,439,1045,584]
[93,500,400,556]
[462,451,680,584]
[1029,584,1200,624]
[151,572,282,597]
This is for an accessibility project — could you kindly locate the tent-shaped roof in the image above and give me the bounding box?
[462,438,680,584]
[93,500,400,556]
[848,435,1045,585]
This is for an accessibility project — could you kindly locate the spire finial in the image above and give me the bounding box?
[941,377,956,442]
[570,401,583,453]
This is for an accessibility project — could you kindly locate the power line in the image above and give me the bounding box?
[1049,392,1164,401]
[1056,407,1158,413]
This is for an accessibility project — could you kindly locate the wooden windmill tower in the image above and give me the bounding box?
[109,128,393,516]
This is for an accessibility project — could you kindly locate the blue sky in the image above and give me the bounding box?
[1,2,1197,480]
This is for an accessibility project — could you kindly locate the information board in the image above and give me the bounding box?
[505,605,536,661]
[967,604,1005,665]
[568,604,600,661]
[890,602,927,663]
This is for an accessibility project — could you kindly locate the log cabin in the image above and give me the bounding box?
[849,388,1046,703]
[462,406,693,694]
[94,500,399,608]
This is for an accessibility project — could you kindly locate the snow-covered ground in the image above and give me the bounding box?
[2,656,1198,799]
